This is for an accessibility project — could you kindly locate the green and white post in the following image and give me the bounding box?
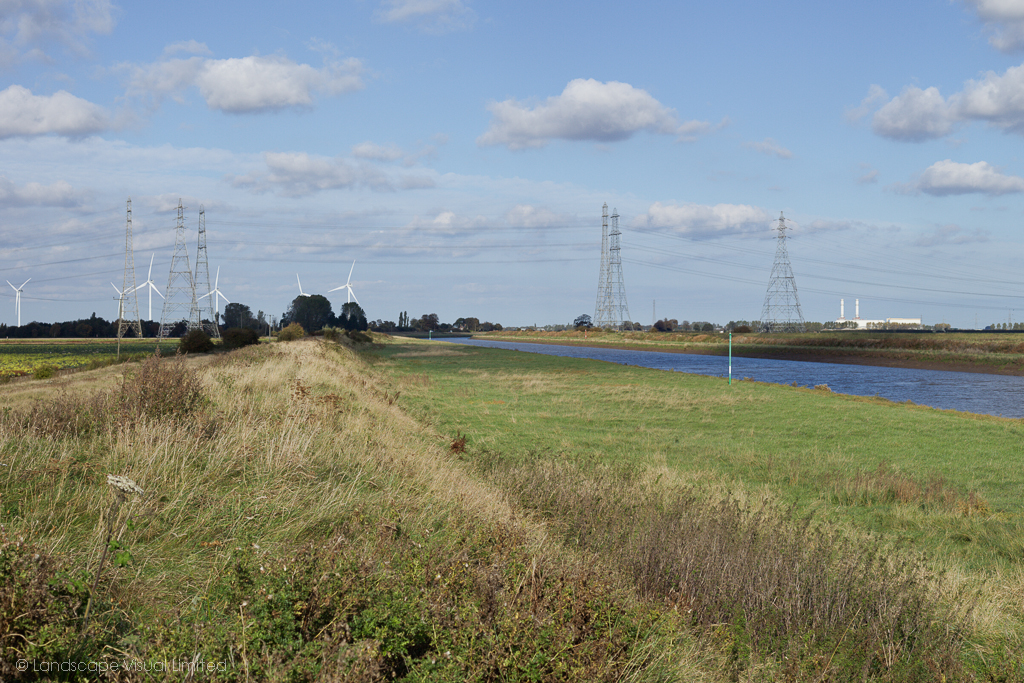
[729,332,732,385]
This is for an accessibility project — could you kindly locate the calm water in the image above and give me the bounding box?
[442,338,1024,419]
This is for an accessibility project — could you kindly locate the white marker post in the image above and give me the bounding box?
[729,332,732,385]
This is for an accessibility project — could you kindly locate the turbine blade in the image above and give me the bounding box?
[215,266,220,288]
[347,260,355,285]
[153,285,165,299]
[20,278,30,288]
[148,253,155,279]
[198,291,211,300]
[328,285,344,292]
[7,281,15,291]
[296,273,302,293]
[221,293,231,305]
[111,283,122,295]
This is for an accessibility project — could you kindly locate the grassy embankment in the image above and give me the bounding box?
[478,328,1024,375]
[2,337,714,681]
[380,338,1024,679]
[2,335,1023,680]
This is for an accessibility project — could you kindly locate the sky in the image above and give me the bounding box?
[2,0,1024,329]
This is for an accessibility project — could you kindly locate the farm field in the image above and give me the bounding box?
[0,338,179,378]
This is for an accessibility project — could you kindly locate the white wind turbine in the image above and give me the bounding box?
[136,254,165,321]
[296,273,309,297]
[329,261,359,304]
[199,267,230,326]
[111,282,133,322]
[7,278,30,327]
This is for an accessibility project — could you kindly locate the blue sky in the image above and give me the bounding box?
[3,0,1024,329]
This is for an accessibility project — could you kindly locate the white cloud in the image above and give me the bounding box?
[375,0,474,33]
[125,51,365,113]
[230,151,435,196]
[477,78,712,150]
[0,175,83,206]
[962,0,1024,52]
[633,201,771,238]
[162,40,212,57]
[0,85,109,137]
[906,159,1024,196]
[351,141,405,161]
[743,137,792,158]
[956,63,1024,133]
[872,86,955,141]
[913,223,990,246]
[0,0,114,66]
[864,62,1024,140]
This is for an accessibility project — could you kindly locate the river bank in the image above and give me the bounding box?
[477,330,1024,376]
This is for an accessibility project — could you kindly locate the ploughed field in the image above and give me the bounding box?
[2,335,1023,681]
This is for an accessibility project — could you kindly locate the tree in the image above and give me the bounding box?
[339,302,369,331]
[573,314,593,329]
[285,294,333,333]
[223,302,253,329]
[414,313,440,331]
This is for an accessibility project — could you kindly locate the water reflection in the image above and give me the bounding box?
[442,338,1024,419]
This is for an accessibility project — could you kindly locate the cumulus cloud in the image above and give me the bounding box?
[862,62,1024,140]
[125,50,365,113]
[375,0,474,33]
[962,0,1024,52]
[872,86,956,141]
[162,40,212,57]
[0,175,84,207]
[904,159,1024,196]
[229,151,435,197]
[743,137,792,158]
[477,79,714,150]
[0,85,109,137]
[0,0,114,66]
[632,202,771,239]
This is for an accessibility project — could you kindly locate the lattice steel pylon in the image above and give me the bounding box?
[159,200,201,338]
[760,211,806,332]
[594,204,631,329]
[193,205,219,338]
[117,198,143,338]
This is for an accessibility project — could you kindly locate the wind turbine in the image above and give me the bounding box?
[7,278,30,327]
[329,261,359,304]
[199,267,230,326]
[136,254,165,321]
[111,282,134,322]
[296,274,309,297]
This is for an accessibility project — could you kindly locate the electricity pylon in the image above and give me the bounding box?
[117,198,143,338]
[159,200,201,337]
[193,205,220,337]
[760,211,806,332]
[594,204,631,329]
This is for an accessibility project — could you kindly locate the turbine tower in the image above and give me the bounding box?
[159,200,201,338]
[594,204,631,329]
[760,211,806,332]
[117,198,143,338]
[193,205,219,337]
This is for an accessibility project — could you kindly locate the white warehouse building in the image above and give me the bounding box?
[836,299,921,329]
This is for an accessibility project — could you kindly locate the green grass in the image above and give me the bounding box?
[375,339,1024,676]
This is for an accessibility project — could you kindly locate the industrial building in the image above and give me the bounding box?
[835,299,921,329]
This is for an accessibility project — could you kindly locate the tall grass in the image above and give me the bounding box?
[1,339,714,681]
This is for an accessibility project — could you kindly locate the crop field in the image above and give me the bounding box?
[0,338,178,378]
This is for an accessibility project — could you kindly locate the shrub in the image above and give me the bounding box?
[179,329,214,354]
[277,322,306,342]
[32,365,55,379]
[221,327,260,350]
[321,325,342,342]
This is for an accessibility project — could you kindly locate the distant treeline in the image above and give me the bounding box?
[0,314,209,339]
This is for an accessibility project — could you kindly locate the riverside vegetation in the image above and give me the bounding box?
[481,328,1024,375]
[0,335,1021,680]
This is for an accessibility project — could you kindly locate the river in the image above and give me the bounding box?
[441,338,1024,419]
